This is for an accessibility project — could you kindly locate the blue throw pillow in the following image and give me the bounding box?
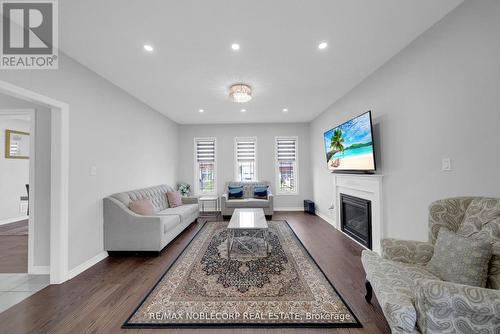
[254,186,268,199]
[228,185,243,199]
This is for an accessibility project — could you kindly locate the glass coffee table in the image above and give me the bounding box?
[227,208,269,259]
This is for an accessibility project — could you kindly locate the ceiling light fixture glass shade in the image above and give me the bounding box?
[229,84,252,103]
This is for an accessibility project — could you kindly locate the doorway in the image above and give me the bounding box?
[0,79,69,286]
[0,110,32,274]
[0,108,51,312]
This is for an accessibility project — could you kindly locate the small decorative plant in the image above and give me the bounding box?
[177,183,191,197]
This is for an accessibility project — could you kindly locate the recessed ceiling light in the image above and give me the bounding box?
[198,109,204,113]
[318,42,328,50]
[283,108,289,112]
[231,43,240,51]
[241,109,246,112]
[143,44,154,52]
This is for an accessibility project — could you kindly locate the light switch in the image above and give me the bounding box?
[441,158,451,171]
[90,166,97,176]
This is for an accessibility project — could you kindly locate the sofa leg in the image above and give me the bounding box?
[365,280,373,303]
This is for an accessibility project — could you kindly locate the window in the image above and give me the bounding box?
[194,138,216,194]
[275,137,298,194]
[234,137,257,181]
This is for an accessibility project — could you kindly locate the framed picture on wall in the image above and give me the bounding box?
[5,129,30,159]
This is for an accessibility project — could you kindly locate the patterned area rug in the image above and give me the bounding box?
[124,220,361,328]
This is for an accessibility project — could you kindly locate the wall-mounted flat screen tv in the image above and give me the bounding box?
[323,111,376,173]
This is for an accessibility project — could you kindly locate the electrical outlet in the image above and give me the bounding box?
[441,158,452,171]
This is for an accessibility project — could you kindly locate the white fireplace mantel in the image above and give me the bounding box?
[333,174,384,254]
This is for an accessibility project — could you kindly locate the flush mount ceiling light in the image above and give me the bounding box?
[241,109,246,112]
[229,83,252,103]
[143,44,154,52]
[318,41,328,50]
[198,109,204,113]
[231,43,240,51]
[283,108,289,112]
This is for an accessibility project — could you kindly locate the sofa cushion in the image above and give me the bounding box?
[129,199,154,216]
[426,228,492,287]
[362,250,439,333]
[166,191,183,208]
[254,186,268,199]
[156,204,198,222]
[228,186,244,199]
[161,215,181,234]
[225,198,269,208]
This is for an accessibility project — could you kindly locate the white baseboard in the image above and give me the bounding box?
[68,251,108,280]
[29,265,49,275]
[274,207,304,211]
[0,216,28,226]
[315,210,337,227]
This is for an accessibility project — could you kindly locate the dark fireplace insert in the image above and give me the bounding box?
[340,193,372,249]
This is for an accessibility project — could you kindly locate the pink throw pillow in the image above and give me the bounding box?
[166,191,183,208]
[129,198,154,216]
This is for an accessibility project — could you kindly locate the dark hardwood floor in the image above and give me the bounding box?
[0,219,28,273]
[0,236,27,273]
[0,219,29,235]
[0,212,390,333]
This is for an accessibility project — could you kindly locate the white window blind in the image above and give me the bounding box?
[276,138,296,161]
[196,139,215,162]
[236,139,256,162]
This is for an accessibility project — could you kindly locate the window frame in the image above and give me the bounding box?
[275,136,299,195]
[193,137,217,195]
[234,136,258,182]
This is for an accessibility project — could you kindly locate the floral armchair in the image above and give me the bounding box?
[361,197,500,334]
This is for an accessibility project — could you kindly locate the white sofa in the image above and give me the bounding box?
[103,185,199,255]
[221,181,274,219]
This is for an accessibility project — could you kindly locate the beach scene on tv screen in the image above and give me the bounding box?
[324,112,375,171]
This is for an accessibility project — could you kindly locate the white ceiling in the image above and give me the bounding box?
[59,0,462,124]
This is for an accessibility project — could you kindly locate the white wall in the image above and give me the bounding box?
[0,93,52,267]
[310,0,500,242]
[0,117,30,221]
[0,53,179,270]
[177,123,312,209]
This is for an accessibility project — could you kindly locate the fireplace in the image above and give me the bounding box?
[340,193,372,249]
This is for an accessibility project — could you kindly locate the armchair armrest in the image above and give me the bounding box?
[415,279,500,333]
[381,238,434,264]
